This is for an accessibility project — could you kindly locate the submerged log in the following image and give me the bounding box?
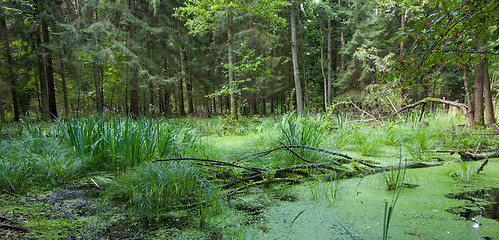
[154,145,448,196]
[458,151,499,161]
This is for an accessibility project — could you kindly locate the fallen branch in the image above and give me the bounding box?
[221,163,344,189]
[236,145,352,164]
[153,157,264,172]
[350,98,473,127]
[228,178,308,195]
[458,151,499,161]
[475,160,488,174]
[0,223,31,232]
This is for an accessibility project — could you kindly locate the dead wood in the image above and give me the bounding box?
[350,98,473,127]
[475,159,488,174]
[153,157,264,172]
[228,178,308,195]
[221,163,344,189]
[235,145,352,164]
[458,151,499,161]
[0,223,30,232]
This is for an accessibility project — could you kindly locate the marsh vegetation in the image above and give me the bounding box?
[0,112,498,239]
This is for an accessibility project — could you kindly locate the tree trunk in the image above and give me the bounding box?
[473,36,485,126]
[0,101,4,122]
[327,18,332,109]
[178,51,186,116]
[87,6,103,116]
[59,61,69,116]
[0,13,19,121]
[42,20,57,119]
[463,71,473,120]
[128,0,139,118]
[186,67,194,114]
[483,59,496,124]
[37,35,50,121]
[261,91,266,116]
[290,0,303,113]
[228,4,237,121]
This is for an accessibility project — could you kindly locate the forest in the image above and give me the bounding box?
[0,0,498,239]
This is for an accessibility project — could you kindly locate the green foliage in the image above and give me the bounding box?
[447,161,481,186]
[402,121,441,161]
[351,128,383,157]
[0,138,82,193]
[380,165,405,191]
[278,115,326,166]
[57,116,208,175]
[104,161,220,218]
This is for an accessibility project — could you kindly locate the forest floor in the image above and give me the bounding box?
[1,125,499,239]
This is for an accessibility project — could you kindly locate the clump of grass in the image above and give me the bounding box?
[447,161,481,185]
[0,138,82,193]
[306,175,342,204]
[104,161,220,219]
[278,115,326,166]
[380,165,405,191]
[402,122,441,161]
[352,128,382,157]
[57,116,208,175]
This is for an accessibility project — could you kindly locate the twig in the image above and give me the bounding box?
[348,96,380,124]
[280,143,312,164]
[154,158,263,172]
[475,160,488,175]
[236,145,351,164]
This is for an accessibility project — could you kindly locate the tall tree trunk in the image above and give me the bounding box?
[261,90,266,116]
[42,20,57,119]
[186,83,193,114]
[37,37,50,121]
[327,18,332,109]
[185,64,194,114]
[178,50,186,116]
[0,13,19,121]
[463,71,473,120]
[473,36,485,126]
[290,0,303,113]
[89,7,103,116]
[129,0,139,118]
[0,101,4,122]
[338,0,344,71]
[59,61,69,116]
[483,59,496,124]
[228,4,237,121]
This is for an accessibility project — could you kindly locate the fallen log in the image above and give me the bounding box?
[458,151,499,161]
[153,157,264,172]
[228,178,308,195]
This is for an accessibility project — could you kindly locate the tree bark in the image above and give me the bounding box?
[473,36,485,126]
[59,61,69,116]
[185,54,194,114]
[327,18,332,109]
[228,3,237,121]
[463,71,473,120]
[483,58,496,124]
[290,0,303,113]
[37,34,50,121]
[178,50,186,117]
[42,20,57,119]
[128,0,139,118]
[0,13,19,121]
[89,7,103,116]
